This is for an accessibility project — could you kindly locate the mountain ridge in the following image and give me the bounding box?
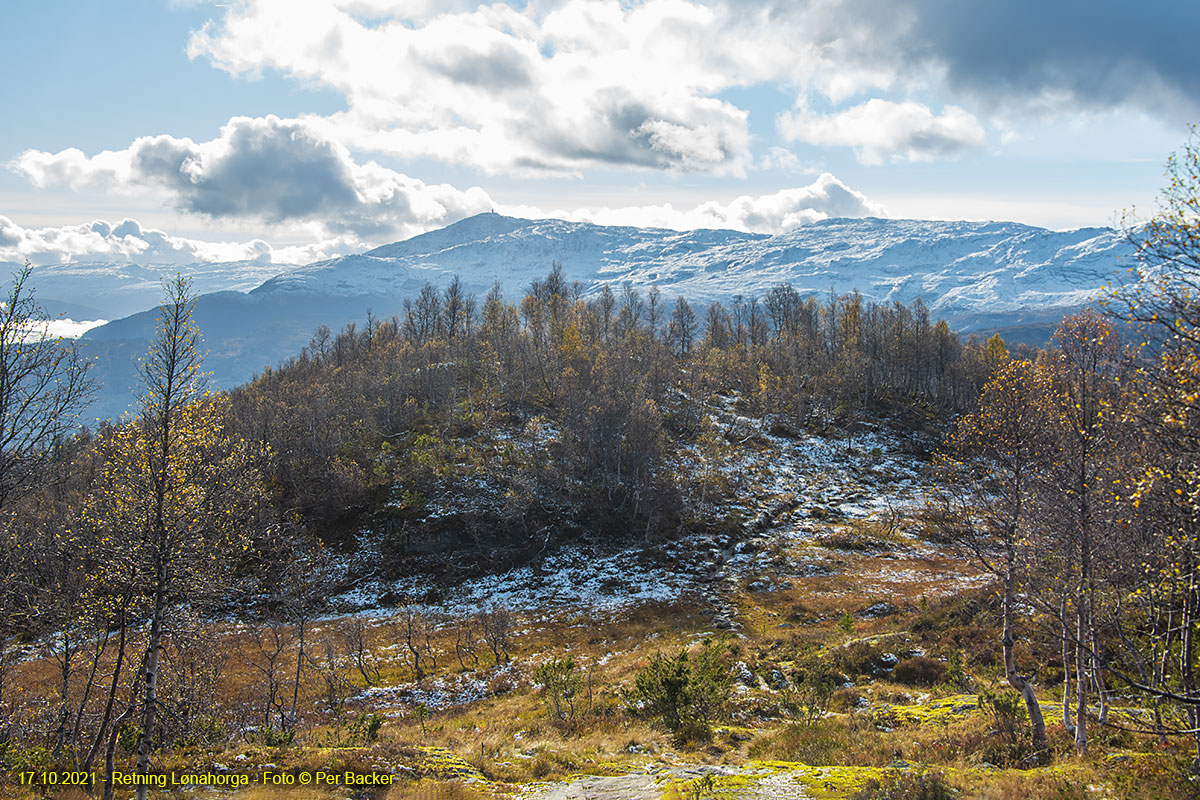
[72,212,1135,421]
[244,213,1129,329]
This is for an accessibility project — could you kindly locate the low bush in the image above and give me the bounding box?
[830,687,865,712]
[852,769,955,800]
[831,641,892,678]
[785,653,844,723]
[625,638,732,742]
[534,656,582,721]
[977,688,1030,767]
[891,656,946,687]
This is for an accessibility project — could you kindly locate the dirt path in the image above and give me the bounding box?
[519,765,817,800]
[741,771,815,798]
[519,771,664,800]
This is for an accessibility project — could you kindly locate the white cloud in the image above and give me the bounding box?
[184,0,822,174]
[183,1,1058,179]
[178,0,1199,181]
[20,318,109,340]
[10,115,495,238]
[2,174,884,266]
[0,214,365,266]
[779,99,986,165]
[520,173,886,234]
[756,146,818,174]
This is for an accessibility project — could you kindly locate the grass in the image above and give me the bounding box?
[5,513,1197,800]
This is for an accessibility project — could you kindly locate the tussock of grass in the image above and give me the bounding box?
[384,781,492,800]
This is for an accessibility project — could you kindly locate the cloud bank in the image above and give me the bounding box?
[1,173,886,266]
[0,215,365,266]
[541,174,886,233]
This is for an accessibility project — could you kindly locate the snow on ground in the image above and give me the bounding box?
[691,393,931,527]
[354,666,510,714]
[331,543,700,617]
[328,406,954,624]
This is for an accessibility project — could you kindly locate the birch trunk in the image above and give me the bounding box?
[1003,548,1047,753]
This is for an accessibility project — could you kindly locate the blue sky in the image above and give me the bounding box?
[1,0,1195,266]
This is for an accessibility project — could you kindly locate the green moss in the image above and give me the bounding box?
[415,745,488,783]
[795,765,889,797]
[663,772,754,799]
[872,693,979,727]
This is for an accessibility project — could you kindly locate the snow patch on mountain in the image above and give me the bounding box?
[249,214,1133,331]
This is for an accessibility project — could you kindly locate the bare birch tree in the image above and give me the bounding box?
[934,358,1051,756]
[87,276,263,800]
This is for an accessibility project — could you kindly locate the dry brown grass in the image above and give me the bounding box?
[7,508,1196,800]
[383,782,492,800]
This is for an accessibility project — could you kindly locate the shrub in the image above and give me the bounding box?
[830,641,891,678]
[261,725,297,747]
[892,656,946,687]
[829,687,865,712]
[118,721,140,754]
[942,650,969,690]
[978,688,1029,766]
[785,653,843,723]
[0,743,51,773]
[534,656,583,721]
[625,638,732,741]
[176,715,227,748]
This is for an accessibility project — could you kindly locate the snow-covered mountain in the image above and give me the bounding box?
[76,213,1136,421]
[251,213,1130,330]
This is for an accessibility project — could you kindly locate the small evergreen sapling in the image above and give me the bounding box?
[625,638,732,741]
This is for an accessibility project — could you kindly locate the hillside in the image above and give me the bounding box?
[5,258,1199,800]
[6,398,1190,800]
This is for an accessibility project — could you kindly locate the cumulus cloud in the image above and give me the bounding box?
[179,0,1200,182]
[528,173,886,234]
[11,116,495,238]
[779,99,986,165]
[186,0,764,174]
[0,215,365,267]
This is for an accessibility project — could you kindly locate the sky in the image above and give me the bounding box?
[1,0,1196,268]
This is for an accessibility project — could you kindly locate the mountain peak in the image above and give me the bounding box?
[366,212,535,258]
